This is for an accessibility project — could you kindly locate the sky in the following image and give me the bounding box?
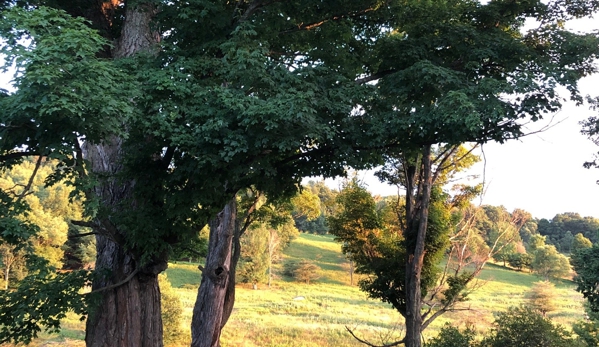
[1,9,598,221]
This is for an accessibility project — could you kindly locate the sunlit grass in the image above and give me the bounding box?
[18,233,586,347]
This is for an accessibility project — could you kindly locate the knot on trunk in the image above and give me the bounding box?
[206,264,229,284]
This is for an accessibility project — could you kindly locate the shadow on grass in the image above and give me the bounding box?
[166,263,201,288]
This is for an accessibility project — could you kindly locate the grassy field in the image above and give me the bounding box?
[15,233,586,346]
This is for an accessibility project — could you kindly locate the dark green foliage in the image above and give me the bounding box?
[0,269,90,344]
[571,244,599,314]
[573,319,599,347]
[508,253,533,271]
[425,324,476,347]
[295,215,328,235]
[537,213,599,246]
[481,306,577,347]
[329,180,451,317]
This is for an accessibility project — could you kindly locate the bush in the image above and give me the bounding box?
[284,260,321,284]
[293,260,321,284]
[158,274,187,346]
[481,306,577,347]
[426,324,476,347]
[527,281,557,317]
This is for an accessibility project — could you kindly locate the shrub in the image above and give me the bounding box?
[527,281,557,317]
[159,274,187,346]
[481,306,577,347]
[426,324,476,347]
[293,260,321,284]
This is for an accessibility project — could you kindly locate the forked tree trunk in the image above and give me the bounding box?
[84,2,164,347]
[404,145,432,347]
[191,199,237,347]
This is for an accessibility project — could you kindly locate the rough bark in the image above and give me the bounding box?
[191,199,237,347]
[404,145,432,347]
[85,234,167,347]
[83,2,164,347]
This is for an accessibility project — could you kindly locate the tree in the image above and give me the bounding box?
[1,1,381,346]
[2,1,599,347]
[237,224,270,287]
[292,260,321,284]
[0,158,87,288]
[426,324,476,347]
[358,0,599,344]
[538,213,599,246]
[158,274,186,347]
[507,253,533,272]
[572,233,593,254]
[527,281,557,317]
[571,244,599,314]
[531,244,571,280]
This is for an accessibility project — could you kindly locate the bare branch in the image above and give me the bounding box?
[345,326,405,347]
[15,156,43,204]
[86,268,140,295]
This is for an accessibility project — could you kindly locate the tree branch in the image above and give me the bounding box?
[86,268,140,295]
[68,231,98,239]
[14,156,43,204]
[0,151,40,163]
[280,6,377,34]
[345,326,405,347]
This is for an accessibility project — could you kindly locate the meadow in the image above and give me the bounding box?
[21,233,585,347]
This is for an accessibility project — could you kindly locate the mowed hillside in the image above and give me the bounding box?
[169,233,586,347]
[26,233,586,347]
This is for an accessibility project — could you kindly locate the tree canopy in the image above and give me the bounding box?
[1,0,599,346]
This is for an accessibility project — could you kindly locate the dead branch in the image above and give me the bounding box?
[345,326,405,347]
[86,268,140,295]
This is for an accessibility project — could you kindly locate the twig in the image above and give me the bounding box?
[345,326,405,347]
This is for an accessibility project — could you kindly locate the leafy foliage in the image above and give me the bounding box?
[481,306,577,347]
[425,324,476,347]
[328,179,451,317]
[531,244,571,280]
[291,260,321,285]
[571,244,599,314]
[0,269,90,344]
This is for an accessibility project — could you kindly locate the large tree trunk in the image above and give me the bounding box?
[404,145,432,347]
[85,234,167,347]
[84,3,163,347]
[191,199,237,347]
